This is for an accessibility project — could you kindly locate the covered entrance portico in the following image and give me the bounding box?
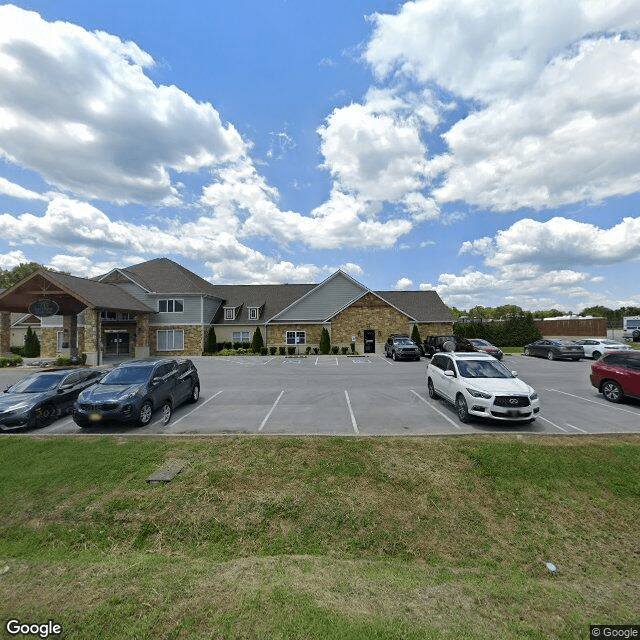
[0,269,154,364]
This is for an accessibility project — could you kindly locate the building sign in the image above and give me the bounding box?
[28,299,59,317]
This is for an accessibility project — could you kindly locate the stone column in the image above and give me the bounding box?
[0,312,10,355]
[135,312,150,358]
[84,308,101,365]
[62,314,78,360]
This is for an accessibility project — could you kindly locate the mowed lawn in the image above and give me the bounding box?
[1,434,639,639]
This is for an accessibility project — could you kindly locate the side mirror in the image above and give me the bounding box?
[511,371,518,377]
[444,370,455,378]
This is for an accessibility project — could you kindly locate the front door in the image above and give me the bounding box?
[363,329,376,354]
[105,331,130,356]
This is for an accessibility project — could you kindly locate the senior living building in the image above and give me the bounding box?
[0,258,454,363]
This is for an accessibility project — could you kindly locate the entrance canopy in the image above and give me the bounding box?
[0,269,154,315]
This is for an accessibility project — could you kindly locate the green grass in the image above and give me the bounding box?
[1,435,639,639]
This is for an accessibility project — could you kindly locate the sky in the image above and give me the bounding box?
[1,0,639,313]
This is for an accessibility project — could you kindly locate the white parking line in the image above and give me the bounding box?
[537,415,568,432]
[565,423,587,433]
[410,389,461,429]
[259,390,284,431]
[171,390,223,426]
[344,390,359,434]
[545,388,640,416]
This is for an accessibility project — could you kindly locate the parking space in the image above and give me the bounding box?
[1,353,639,437]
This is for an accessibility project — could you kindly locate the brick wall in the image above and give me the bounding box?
[266,324,324,350]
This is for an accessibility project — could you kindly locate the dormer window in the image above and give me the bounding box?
[224,307,235,320]
[248,307,259,320]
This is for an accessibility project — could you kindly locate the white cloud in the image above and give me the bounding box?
[0,5,247,205]
[395,277,413,290]
[0,177,49,201]
[461,216,640,268]
[0,249,29,270]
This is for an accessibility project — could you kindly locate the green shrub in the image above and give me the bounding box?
[278,346,286,356]
[287,346,296,355]
[331,346,339,355]
[23,326,40,357]
[350,342,356,354]
[251,327,264,353]
[411,324,421,346]
[319,327,331,354]
[341,346,349,355]
[205,326,217,353]
[269,346,277,355]
[260,347,268,356]
[305,346,312,355]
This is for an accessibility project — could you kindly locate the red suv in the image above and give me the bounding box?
[590,352,640,403]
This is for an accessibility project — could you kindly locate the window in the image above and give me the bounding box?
[157,330,184,351]
[249,307,259,320]
[286,331,306,345]
[158,299,184,313]
[232,331,251,342]
[224,308,235,320]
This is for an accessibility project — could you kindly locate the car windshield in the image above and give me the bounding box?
[469,339,491,346]
[396,339,413,345]
[7,372,67,393]
[601,340,621,345]
[456,359,513,379]
[100,365,154,385]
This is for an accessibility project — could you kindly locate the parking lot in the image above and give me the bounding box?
[1,353,639,437]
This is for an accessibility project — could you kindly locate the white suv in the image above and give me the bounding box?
[426,352,540,424]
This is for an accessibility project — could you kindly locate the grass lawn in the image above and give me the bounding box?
[1,434,639,639]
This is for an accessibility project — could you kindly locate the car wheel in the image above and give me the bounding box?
[161,401,172,425]
[524,348,531,356]
[427,378,438,399]
[188,384,200,404]
[456,394,471,424]
[633,330,640,341]
[592,351,601,360]
[602,380,623,403]
[35,404,57,428]
[138,401,153,426]
[392,351,398,361]
[547,351,555,360]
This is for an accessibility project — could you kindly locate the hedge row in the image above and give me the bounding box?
[453,313,542,347]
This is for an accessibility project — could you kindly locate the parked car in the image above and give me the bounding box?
[426,352,539,424]
[0,368,104,431]
[523,339,584,361]
[384,335,421,361]
[466,338,504,360]
[590,352,640,403]
[73,358,200,427]
[574,338,632,360]
[423,335,478,358]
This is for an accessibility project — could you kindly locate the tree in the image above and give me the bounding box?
[23,326,40,357]
[251,326,264,353]
[0,262,42,288]
[411,324,421,345]
[205,326,217,353]
[319,327,331,354]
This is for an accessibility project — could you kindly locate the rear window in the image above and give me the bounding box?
[602,354,637,367]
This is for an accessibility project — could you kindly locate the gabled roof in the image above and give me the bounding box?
[375,290,455,323]
[208,284,316,324]
[268,270,368,323]
[0,269,154,315]
[100,258,223,296]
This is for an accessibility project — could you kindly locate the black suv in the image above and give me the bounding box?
[73,358,200,427]
[384,335,421,361]
[423,335,478,358]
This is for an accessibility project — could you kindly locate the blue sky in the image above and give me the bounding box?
[1,0,639,312]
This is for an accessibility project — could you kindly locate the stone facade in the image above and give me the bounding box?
[266,324,325,351]
[149,324,204,357]
[331,292,410,353]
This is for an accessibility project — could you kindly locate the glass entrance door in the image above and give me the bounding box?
[105,332,130,356]
[363,329,376,353]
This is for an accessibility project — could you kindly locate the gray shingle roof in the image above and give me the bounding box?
[374,291,455,323]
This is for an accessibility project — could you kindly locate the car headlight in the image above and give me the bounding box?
[466,388,492,399]
[3,402,32,415]
[529,392,538,400]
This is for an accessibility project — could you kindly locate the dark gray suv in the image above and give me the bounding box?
[384,335,421,361]
[73,358,199,427]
